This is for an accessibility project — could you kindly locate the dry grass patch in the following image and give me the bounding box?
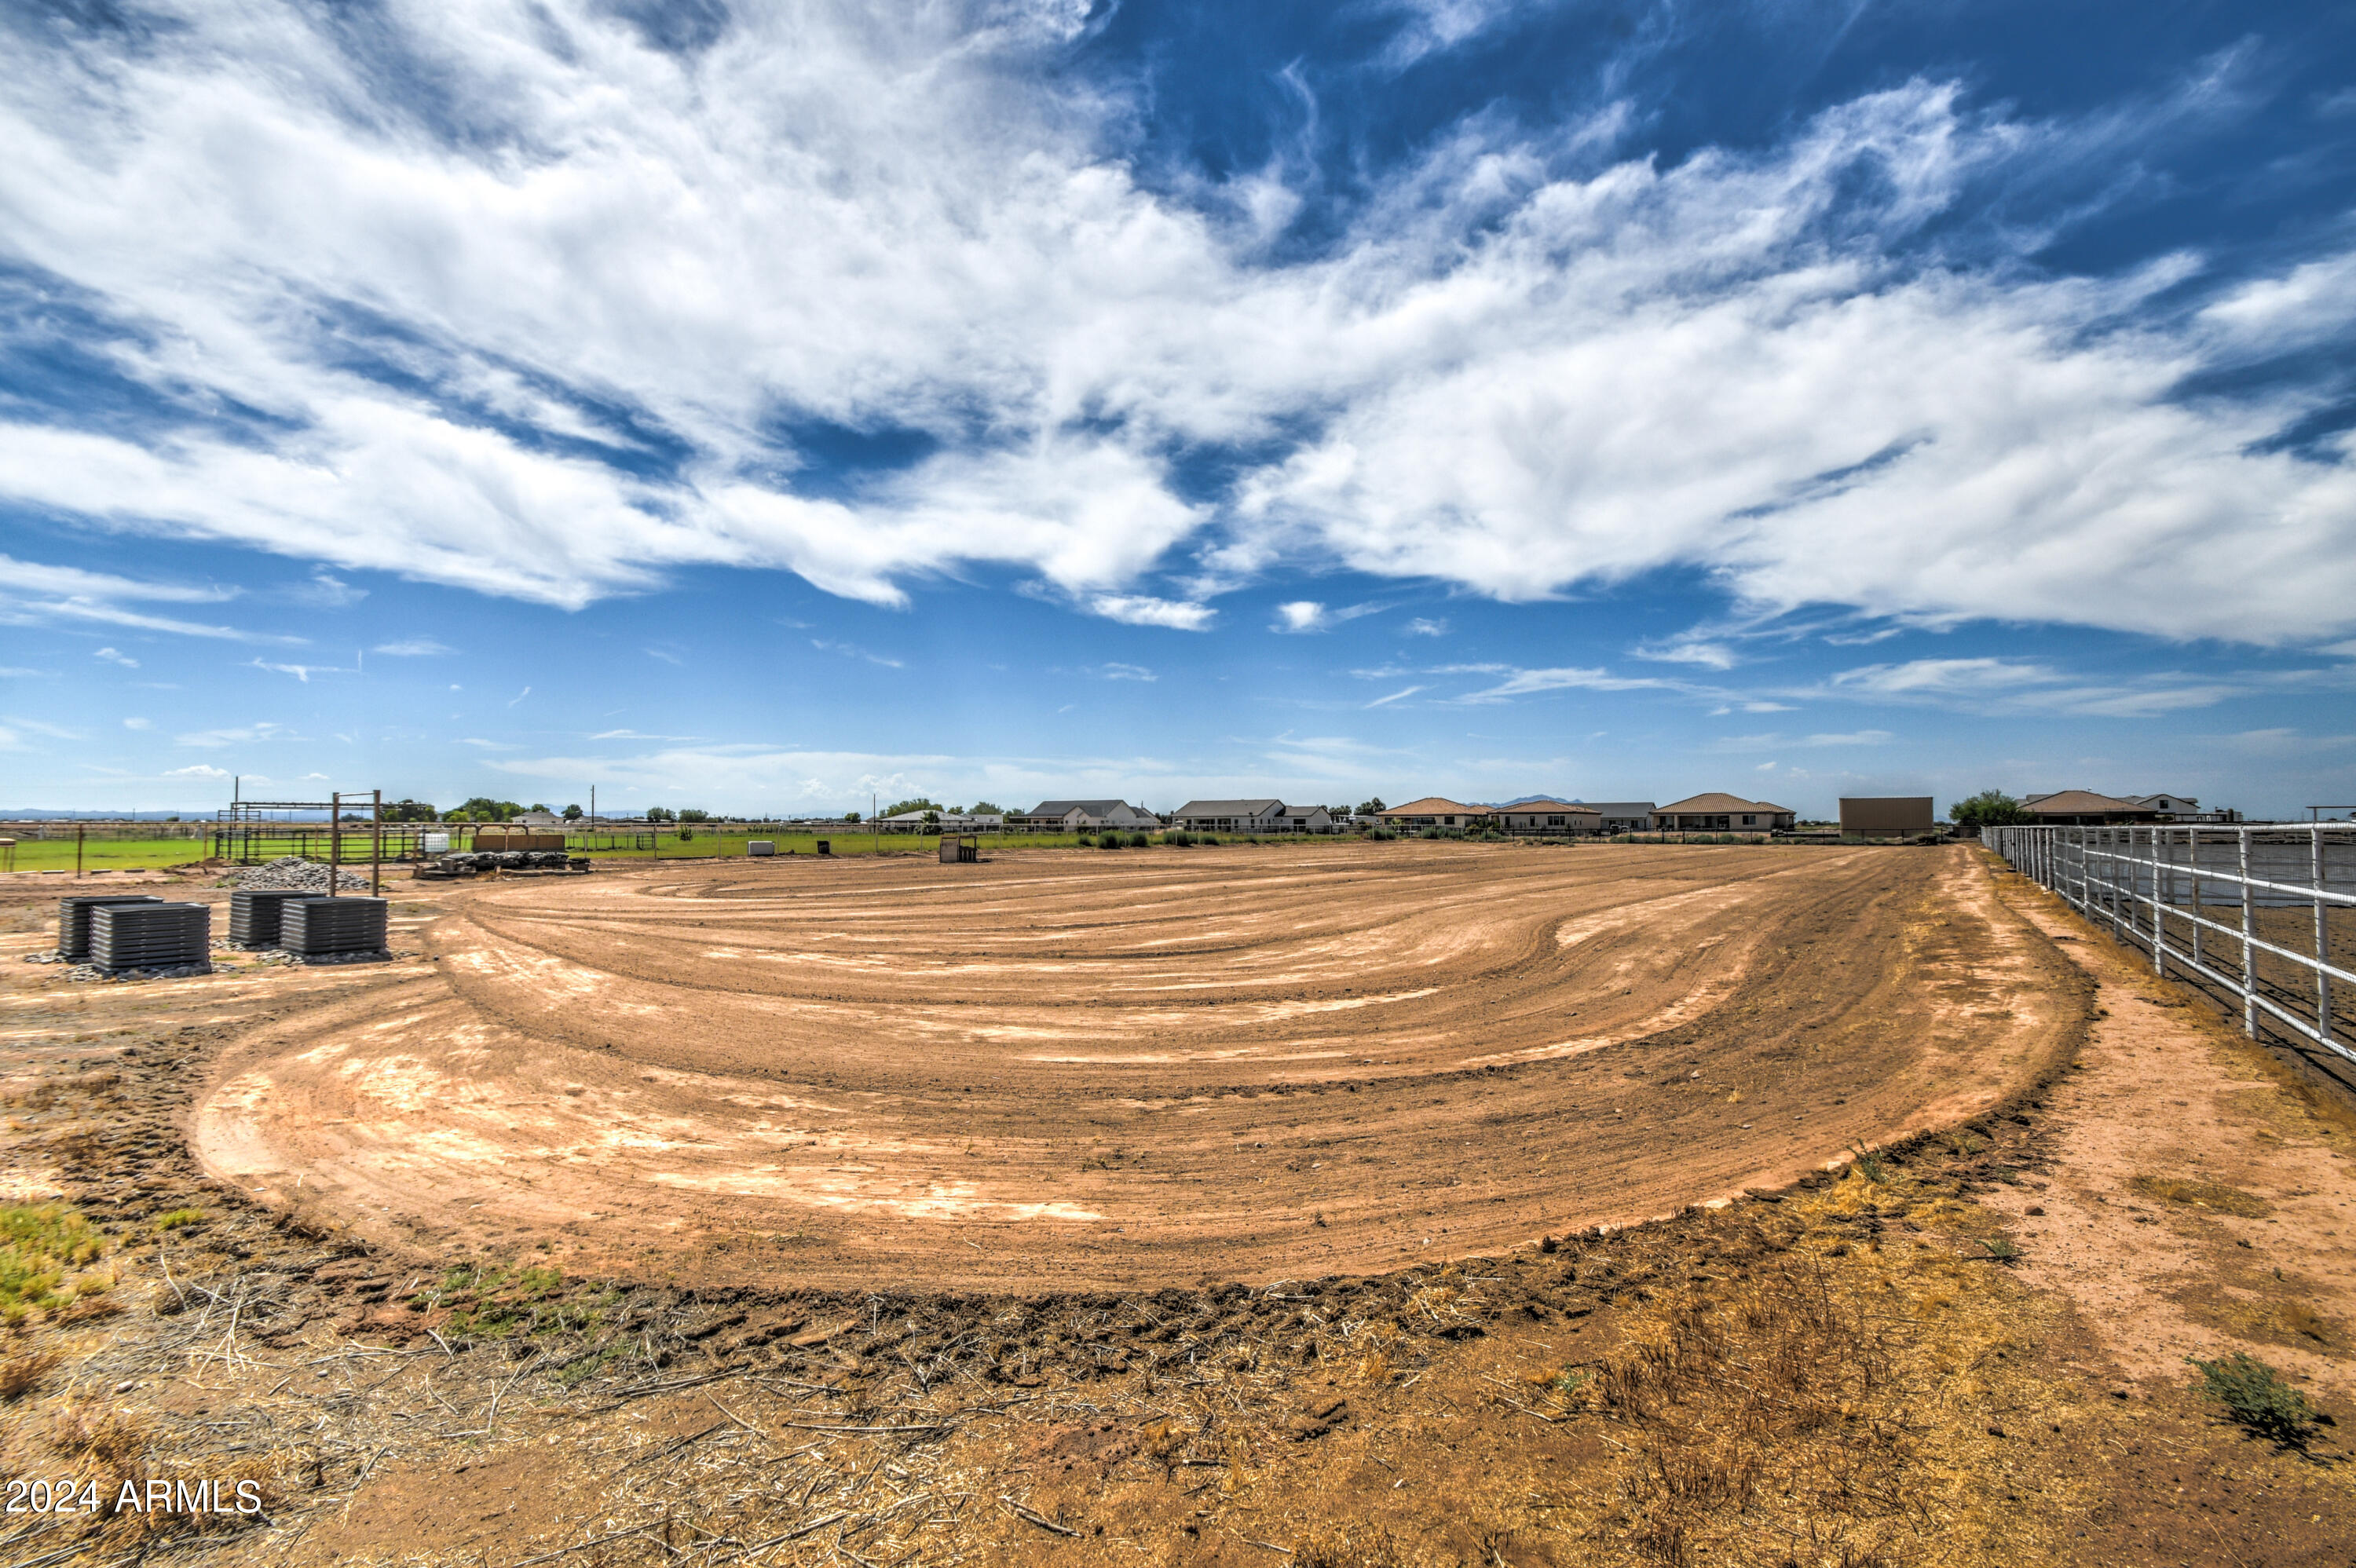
[2129,1174,2270,1217]
[1535,1164,2095,1566]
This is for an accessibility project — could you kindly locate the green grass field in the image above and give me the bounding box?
[0,835,212,874]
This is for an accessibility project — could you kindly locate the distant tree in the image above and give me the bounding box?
[678,808,710,823]
[562,803,584,821]
[1357,798,1386,816]
[968,800,1004,816]
[443,810,471,823]
[843,811,862,823]
[1949,790,2032,834]
[455,796,525,821]
[645,806,675,822]
[882,798,939,819]
[383,799,439,823]
[529,802,551,813]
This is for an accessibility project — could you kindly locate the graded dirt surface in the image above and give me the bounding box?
[189,842,2080,1291]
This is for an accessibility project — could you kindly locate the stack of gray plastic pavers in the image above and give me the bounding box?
[89,901,210,973]
[280,897,389,959]
[57,894,163,961]
[230,889,313,948]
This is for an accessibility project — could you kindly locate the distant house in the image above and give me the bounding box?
[881,810,1005,832]
[1494,800,1603,835]
[2021,791,2159,825]
[1587,802,1657,833]
[1171,800,1333,834]
[2131,793,2212,821]
[1017,800,1162,832]
[1655,794,1796,832]
[1375,797,1492,831]
[515,809,565,829]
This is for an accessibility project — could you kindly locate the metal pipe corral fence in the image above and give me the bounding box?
[1989,823,2354,1079]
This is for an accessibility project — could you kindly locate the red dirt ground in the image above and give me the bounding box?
[190,842,2080,1290]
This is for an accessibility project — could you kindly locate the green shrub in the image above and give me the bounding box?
[1097,832,1121,849]
[1125,832,1151,848]
[1165,830,1193,846]
[2189,1351,2323,1448]
[1201,834,1220,846]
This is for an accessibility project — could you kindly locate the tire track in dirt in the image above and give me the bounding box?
[191,842,2083,1291]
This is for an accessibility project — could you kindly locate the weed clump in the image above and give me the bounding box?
[2189,1351,2326,1449]
[2,1203,105,1315]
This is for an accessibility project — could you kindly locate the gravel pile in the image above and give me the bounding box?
[224,856,373,893]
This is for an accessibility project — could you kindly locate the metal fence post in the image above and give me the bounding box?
[2238,827,2257,1040]
[2152,826,2168,975]
[2177,824,2196,970]
[2318,826,2335,1055]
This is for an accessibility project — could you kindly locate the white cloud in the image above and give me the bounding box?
[123,716,152,730]
[1457,665,1681,702]
[1633,641,1738,671]
[163,763,231,778]
[373,638,452,656]
[1404,618,1447,637]
[175,722,287,748]
[1088,595,1217,631]
[1096,663,1157,681]
[1366,685,1426,707]
[0,13,2347,642]
[1805,729,1893,746]
[1818,656,2236,716]
[94,647,138,667]
[1275,601,1330,633]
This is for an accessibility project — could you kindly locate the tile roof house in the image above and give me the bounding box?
[1171,800,1334,833]
[2021,791,2158,824]
[1494,800,1604,834]
[1374,797,1492,830]
[1018,800,1162,831]
[1654,794,1795,831]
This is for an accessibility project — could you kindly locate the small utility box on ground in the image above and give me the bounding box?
[941,834,979,864]
[815,839,831,856]
[748,841,775,857]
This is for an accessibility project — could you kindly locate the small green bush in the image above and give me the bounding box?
[1096,832,1121,849]
[2189,1351,2323,1448]
[1125,832,1151,848]
[1369,828,1396,841]
[1165,830,1193,846]
[1201,834,1220,846]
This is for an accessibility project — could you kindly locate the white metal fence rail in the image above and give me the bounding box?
[1989,824,2355,1073]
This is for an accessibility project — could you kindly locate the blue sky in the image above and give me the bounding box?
[3,0,2354,819]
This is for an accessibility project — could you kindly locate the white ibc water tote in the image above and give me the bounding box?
[748,841,776,857]
[423,833,451,854]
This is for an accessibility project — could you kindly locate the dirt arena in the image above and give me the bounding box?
[192,842,2077,1290]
